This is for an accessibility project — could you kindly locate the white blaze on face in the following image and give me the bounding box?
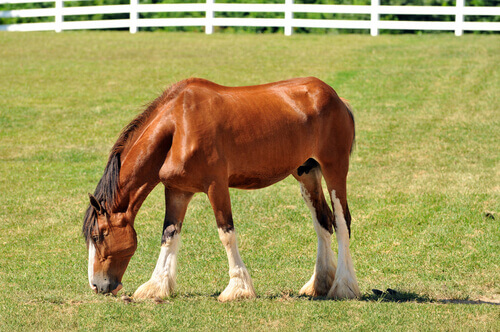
[88,241,97,291]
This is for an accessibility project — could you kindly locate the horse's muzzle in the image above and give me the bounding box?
[92,279,122,295]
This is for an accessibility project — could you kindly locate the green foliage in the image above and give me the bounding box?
[1,0,499,34]
[0,1,55,25]
[378,0,500,33]
[137,0,205,32]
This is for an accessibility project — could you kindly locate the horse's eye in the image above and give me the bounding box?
[92,234,101,243]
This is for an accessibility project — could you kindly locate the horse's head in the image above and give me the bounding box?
[85,194,137,295]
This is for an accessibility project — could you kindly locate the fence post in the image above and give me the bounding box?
[130,0,138,33]
[55,0,63,33]
[455,0,464,36]
[206,0,214,34]
[284,0,293,36]
[370,0,379,36]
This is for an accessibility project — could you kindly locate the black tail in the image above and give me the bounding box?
[340,97,355,154]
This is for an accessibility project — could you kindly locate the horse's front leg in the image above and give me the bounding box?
[133,187,193,299]
[208,180,256,302]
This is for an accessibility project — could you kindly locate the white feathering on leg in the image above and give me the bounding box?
[328,190,360,299]
[218,229,256,302]
[134,234,180,299]
[299,185,337,297]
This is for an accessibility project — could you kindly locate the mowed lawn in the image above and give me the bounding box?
[0,31,498,330]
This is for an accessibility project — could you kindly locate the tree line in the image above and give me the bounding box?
[1,0,498,34]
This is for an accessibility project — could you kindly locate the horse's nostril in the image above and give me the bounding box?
[96,282,112,294]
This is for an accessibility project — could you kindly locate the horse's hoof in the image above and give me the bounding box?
[299,270,336,297]
[327,278,360,300]
[133,279,174,300]
[218,289,256,302]
[218,278,256,302]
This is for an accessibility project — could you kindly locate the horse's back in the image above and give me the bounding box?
[160,77,352,191]
[172,76,342,138]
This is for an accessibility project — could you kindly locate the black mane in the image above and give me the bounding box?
[82,152,121,244]
[82,79,191,244]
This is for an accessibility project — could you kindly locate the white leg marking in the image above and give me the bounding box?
[299,185,337,296]
[88,241,97,292]
[218,229,256,301]
[327,190,360,299]
[133,234,180,299]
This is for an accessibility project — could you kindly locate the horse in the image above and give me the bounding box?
[83,77,360,301]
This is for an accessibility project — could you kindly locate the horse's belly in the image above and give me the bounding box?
[228,172,290,190]
[225,142,313,189]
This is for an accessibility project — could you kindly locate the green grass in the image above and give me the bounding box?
[0,31,499,330]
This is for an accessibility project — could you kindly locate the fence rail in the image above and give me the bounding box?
[1,0,499,36]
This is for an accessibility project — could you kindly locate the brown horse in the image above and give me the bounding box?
[83,77,360,301]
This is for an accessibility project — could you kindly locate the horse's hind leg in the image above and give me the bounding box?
[207,179,256,302]
[134,187,193,299]
[294,164,337,297]
[321,161,360,299]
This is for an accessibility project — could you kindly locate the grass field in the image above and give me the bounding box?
[0,31,499,330]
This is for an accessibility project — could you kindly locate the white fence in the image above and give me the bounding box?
[1,0,499,36]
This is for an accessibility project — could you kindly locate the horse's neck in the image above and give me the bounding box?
[114,134,164,219]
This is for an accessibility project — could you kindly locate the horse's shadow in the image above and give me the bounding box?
[130,289,498,305]
[257,289,499,305]
[363,289,499,305]
[361,288,431,303]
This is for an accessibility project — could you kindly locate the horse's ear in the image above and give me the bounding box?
[89,193,106,215]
